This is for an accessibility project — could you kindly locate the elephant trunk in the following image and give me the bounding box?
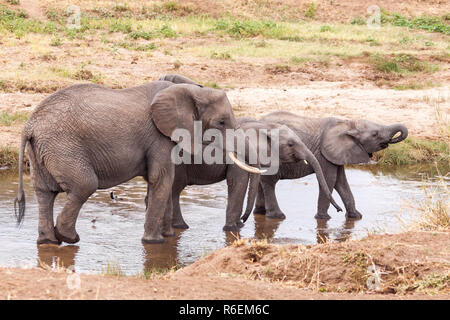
[387,124,408,144]
[304,150,343,213]
[241,171,260,223]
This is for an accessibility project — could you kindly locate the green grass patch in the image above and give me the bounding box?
[375,137,450,166]
[102,261,125,276]
[305,2,317,19]
[0,5,63,37]
[381,12,450,34]
[371,54,438,74]
[0,111,28,126]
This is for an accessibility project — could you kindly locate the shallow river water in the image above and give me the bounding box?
[0,165,447,275]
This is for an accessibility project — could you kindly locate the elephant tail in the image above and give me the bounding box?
[14,128,30,226]
[241,172,260,223]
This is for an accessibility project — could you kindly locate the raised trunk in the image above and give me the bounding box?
[387,124,408,144]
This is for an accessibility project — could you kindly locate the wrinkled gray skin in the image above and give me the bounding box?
[14,80,238,245]
[151,75,341,229]
[255,111,408,220]
[167,118,342,231]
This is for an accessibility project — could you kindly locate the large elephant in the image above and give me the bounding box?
[168,117,342,231]
[254,111,408,220]
[14,80,259,245]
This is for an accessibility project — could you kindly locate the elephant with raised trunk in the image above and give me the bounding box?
[167,117,342,231]
[14,80,258,245]
[153,75,341,230]
[254,111,408,220]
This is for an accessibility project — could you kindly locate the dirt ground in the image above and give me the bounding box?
[0,231,448,300]
[0,0,449,300]
[1,82,449,149]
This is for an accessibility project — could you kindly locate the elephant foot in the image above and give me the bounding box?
[346,210,363,220]
[266,211,286,220]
[253,206,266,215]
[315,212,331,220]
[37,237,61,246]
[54,226,80,244]
[142,234,165,244]
[162,230,176,238]
[236,221,245,228]
[172,222,189,229]
[223,224,241,232]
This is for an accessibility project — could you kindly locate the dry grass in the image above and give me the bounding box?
[413,172,449,232]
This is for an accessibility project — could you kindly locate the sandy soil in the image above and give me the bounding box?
[1,231,448,300]
[1,82,449,149]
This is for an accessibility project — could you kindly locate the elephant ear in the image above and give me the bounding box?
[320,120,370,165]
[158,74,203,87]
[151,84,208,153]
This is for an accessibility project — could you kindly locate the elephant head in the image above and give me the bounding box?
[239,119,342,222]
[151,83,264,174]
[321,119,408,165]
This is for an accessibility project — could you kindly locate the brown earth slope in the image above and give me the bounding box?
[1,231,448,299]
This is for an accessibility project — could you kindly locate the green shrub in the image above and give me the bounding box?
[350,16,366,25]
[305,2,317,19]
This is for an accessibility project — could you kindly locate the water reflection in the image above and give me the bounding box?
[316,219,355,244]
[253,214,283,240]
[37,245,79,269]
[0,163,447,274]
[142,230,184,271]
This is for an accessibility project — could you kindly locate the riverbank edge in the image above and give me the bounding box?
[1,136,449,171]
[0,230,448,300]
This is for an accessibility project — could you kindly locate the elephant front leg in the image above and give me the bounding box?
[253,184,266,215]
[335,166,362,219]
[162,193,175,237]
[315,165,338,220]
[142,164,174,244]
[223,169,247,231]
[261,180,286,219]
[172,190,189,229]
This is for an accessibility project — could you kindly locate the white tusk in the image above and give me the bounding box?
[303,160,308,165]
[228,152,266,174]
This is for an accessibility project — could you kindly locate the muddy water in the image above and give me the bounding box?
[0,165,447,275]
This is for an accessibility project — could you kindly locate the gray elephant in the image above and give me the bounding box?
[254,111,408,220]
[168,117,342,231]
[14,80,257,245]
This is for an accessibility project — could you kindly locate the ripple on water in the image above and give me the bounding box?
[0,164,447,275]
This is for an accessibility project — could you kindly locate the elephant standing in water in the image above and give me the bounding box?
[14,80,257,245]
[168,118,342,231]
[254,111,408,220]
[152,75,341,230]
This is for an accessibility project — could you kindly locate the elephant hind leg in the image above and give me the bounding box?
[36,189,59,245]
[52,164,99,244]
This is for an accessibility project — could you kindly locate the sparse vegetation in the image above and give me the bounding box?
[102,261,125,276]
[0,111,28,126]
[0,146,19,169]
[375,138,450,166]
[371,54,438,74]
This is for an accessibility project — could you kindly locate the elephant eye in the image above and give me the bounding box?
[372,131,378,137]
[218,119,225,126]
[288,141,294,147]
